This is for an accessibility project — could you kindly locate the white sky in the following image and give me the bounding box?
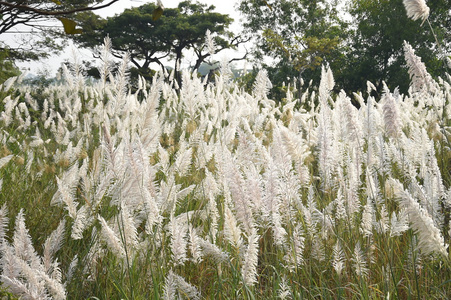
[15,0,245,76]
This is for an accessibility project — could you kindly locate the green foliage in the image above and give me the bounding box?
[0,0,119,63]
[0,49,20,84]
[344,0,451,94]
[263,28,340,73]
[72,0,235,82]
[238,0,347,99]
[0,0,96,34]
[238,0,451,96]
[235,67,258,93]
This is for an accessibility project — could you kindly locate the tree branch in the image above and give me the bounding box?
[228,50,249,64]
[0,0,120,16]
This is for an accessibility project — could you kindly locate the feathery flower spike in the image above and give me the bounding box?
[403,0,429,25]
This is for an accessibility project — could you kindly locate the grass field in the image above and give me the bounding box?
[0,39,450,299]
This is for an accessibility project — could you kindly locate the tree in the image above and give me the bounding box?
[343,0,451,94]
[71,0,245,82]
[0,0,121,34]
[0,0,122,61]
[0,47,20,83]
[344,0,451,94]
[237,0,348,98]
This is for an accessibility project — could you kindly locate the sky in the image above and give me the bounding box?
[14,0,245,76]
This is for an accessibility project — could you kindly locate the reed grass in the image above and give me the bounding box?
[0,37,450,299]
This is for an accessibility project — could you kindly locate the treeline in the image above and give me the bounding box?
[1,0,450,97]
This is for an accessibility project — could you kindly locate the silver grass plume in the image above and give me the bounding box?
[98,215,126,259]
[54,175,78,219]
[360,199,375,237]
[188,226,202,263]
[43,220,66,273]
[352,242,369,278]
[303,186,321,237]
[403,41,435,93]
[1,261,48,299]
[334,187,347,220]
[260,149,287,246]
[203,170,220,240]
[205,29,216,57]
[403,0,429,24]
[14,107,24,129]
[241,227,259,287]
[68,47,85,90]
[101,123,121,177]
[219,56,233,82]
[173,273,200,300]
[278,277,292,300]
[284,224,305,268]
[253,69,272,100]
[25,150,33,174]
[163,270,177,300]
[144,186,161,234]
[318,65,335,108]
[223,205,243,249]
[390,179,448,256]
[338,90,362,144]
[223,149,254,235]
[66,255,78,284]
[163,270,200,300]
[332,241,345,276]
[390,209,409,237]
[169,214,188,266]
[311,238,326,262]
[316,78,335,190]
[11,210,40,266]
[98,36,114,89]
[173,139,192,177]
[118,201,139,255]
[342,154,362,219]
[0,95,16,126]
[111,52,130,111]
[0,205,8,241]
[1,76,16,91]
[376,205,390,234]
[1,210,66,299]
[61,62,74,89]
[197,237,229,264]
[382,87,401,139]
[71,206,92,240]
[140,80,162,151]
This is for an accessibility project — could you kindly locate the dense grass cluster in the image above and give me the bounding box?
[0,39,450,299]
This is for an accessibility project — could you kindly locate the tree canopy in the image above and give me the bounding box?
[0,48,19,83]
[1,0,450,98]
[0,0,120,34]
[71,0,244,82]
[237,0,348,98]
[344,0,451,94]
[238,0,451,96]
[0,0,122,61]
